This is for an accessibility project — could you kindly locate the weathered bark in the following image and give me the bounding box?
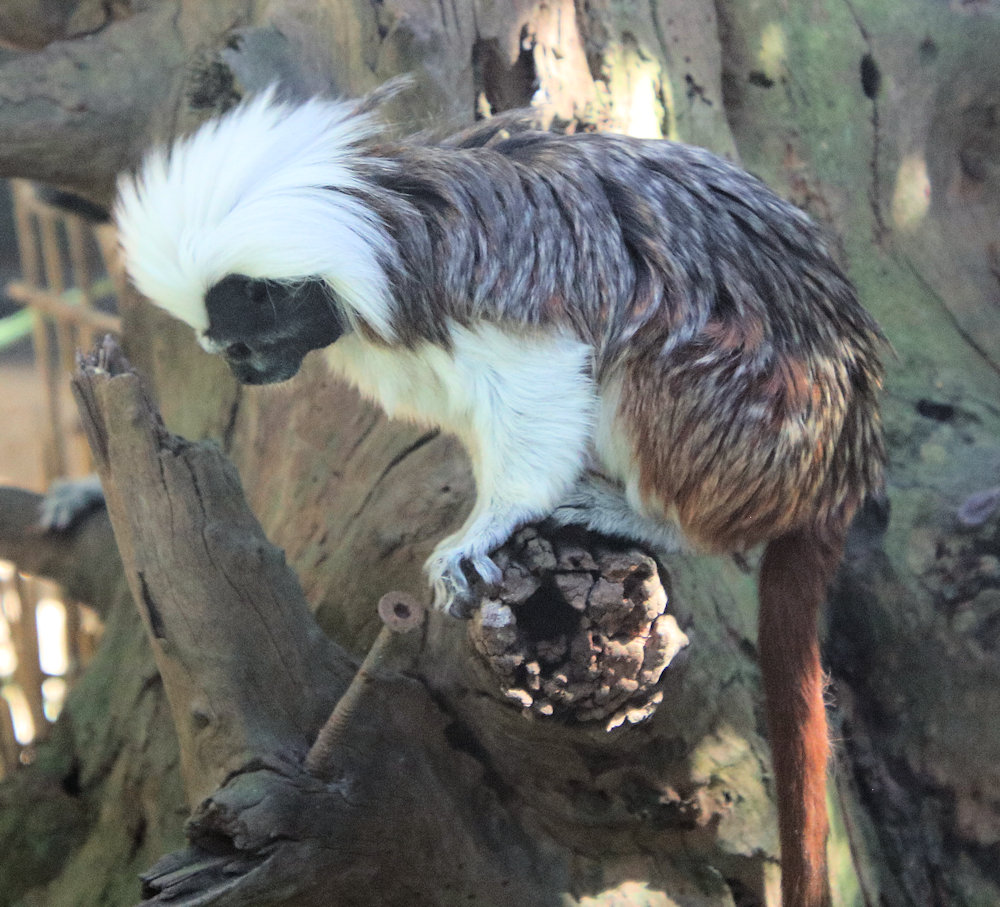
[0,0,998,905]
[0,485,118,614]
[63,340,703,907]
[0,0,131,51]
[0,483,186,907]
[0,1,257,205]
[713,4,1000,902]
[70,340,355,803]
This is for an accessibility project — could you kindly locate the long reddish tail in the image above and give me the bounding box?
[758,529,843,907]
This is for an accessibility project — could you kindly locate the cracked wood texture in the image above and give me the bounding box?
[69,342,355,804]
[1,1,1000,906]
[64,342,574,907]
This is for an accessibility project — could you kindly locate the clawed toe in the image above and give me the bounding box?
[468,554,502,589]
[426,551,502,618]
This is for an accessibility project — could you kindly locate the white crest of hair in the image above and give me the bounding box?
[114,88,397,338]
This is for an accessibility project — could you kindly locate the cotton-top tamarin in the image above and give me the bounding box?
[115,88,885,907]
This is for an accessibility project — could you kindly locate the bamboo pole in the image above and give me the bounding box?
[9,573,46,741]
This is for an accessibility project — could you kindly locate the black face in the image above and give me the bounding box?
[203,275,347,385]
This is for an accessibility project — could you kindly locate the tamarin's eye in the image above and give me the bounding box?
[226,342,252,361]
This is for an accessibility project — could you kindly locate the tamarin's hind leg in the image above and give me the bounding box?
[550,473,689,555]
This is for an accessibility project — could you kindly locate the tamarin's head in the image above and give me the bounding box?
[114,89,395,384]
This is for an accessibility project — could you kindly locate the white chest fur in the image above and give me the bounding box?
[324,322,597,481]
[325,323,600,605]
[324,321,690,606]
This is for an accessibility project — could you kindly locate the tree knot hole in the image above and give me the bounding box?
[510,578,584,643]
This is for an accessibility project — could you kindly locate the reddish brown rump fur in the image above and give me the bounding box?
[618,336,877,554]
